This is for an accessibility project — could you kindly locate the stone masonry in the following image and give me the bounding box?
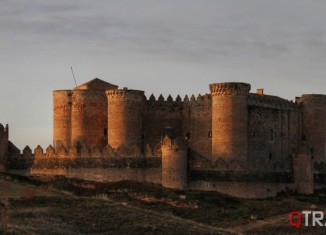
[2,77,326,198]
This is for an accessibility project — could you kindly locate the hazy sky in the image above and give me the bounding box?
[1,0,326,149]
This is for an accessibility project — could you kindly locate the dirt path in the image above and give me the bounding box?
[232,213,289,233]
[232,207,326,233]
[0,180,59,198]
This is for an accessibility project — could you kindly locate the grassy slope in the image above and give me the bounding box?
[1,172,326,234]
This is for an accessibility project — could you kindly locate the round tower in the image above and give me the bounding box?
[297,94,326,162]
[209,82,251,162]
[106,89,144,149]
[161,136,188,190]
[53,90,72,149]
[71,90,108,148]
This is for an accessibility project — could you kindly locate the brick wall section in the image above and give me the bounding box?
[297,94,326,162]
[53,78,117,150]
[183,95,212,161]
[188,181,292,198]
[143,99,183,150]
[210,83,251,162]
[106,89,145,149]
[53,90,72,148]
[247,99,300,171]
[293,154,313,194]
[161,136,187,190]
[71,90,108,148]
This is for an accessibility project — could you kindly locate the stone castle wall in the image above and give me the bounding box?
[53,90,72,149]
[161,136,188,189]
[297,94,326,162]
[53,78,117,150]
[210,83,251,162]
[183,94,212,161]
[53,89,109,149]
[4,79,325,198]
[107,89,145,149]
[143,93,212,161]
[247,94,300,172]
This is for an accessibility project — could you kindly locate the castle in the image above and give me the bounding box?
[1,78,326,198]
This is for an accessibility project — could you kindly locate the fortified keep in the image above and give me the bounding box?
[3,77,326,198]
[53,78,117,149]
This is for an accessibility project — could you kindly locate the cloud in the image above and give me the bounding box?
[1,0,326,67]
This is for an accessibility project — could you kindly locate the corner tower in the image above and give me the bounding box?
[106,89,145,149]
[161,136,188,190]
[297,94,326,162]
[209,82,251,162]
[53,78,118,149]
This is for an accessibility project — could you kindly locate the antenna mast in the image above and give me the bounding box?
[70,66,78,87]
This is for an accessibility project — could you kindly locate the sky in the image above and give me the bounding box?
[0,0,326,150]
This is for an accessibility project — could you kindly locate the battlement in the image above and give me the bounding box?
[296,94,326,105]
[209,82,251,96]
[0,124,9,138]
[145,93,211,107]
[146,94,183,103]
[162,136,187,151]
[8,142,161,159]
[248,93,298,110]
[106,89,145,101]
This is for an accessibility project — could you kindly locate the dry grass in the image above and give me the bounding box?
[1,172,326,235]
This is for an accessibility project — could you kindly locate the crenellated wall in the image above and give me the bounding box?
[183,94,212,161]
[247,94,300,172]
[12,78,323,198]
[142,94,184,150]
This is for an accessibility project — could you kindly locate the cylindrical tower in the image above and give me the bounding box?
[297,94,326,162]
[53,90,72,149]
[106,89,144,149]
[209,82,251,162]
[71,90,108,148]
[161,136,187,190]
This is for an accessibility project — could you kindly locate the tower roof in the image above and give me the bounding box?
[74,78,118,90]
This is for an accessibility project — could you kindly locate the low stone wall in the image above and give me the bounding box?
[29,168,162,184]
[7,156,162,184]
[8,156,161,170]
[189,171,293,183]
[188,181,293,199]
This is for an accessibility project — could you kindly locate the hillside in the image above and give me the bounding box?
[1,173,326,234]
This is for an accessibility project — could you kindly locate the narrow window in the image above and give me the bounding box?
[185,132,191,140]
[281,133,285,141]
[270,129,274,141]
[104,128,108,136]
[208,131,212,138]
